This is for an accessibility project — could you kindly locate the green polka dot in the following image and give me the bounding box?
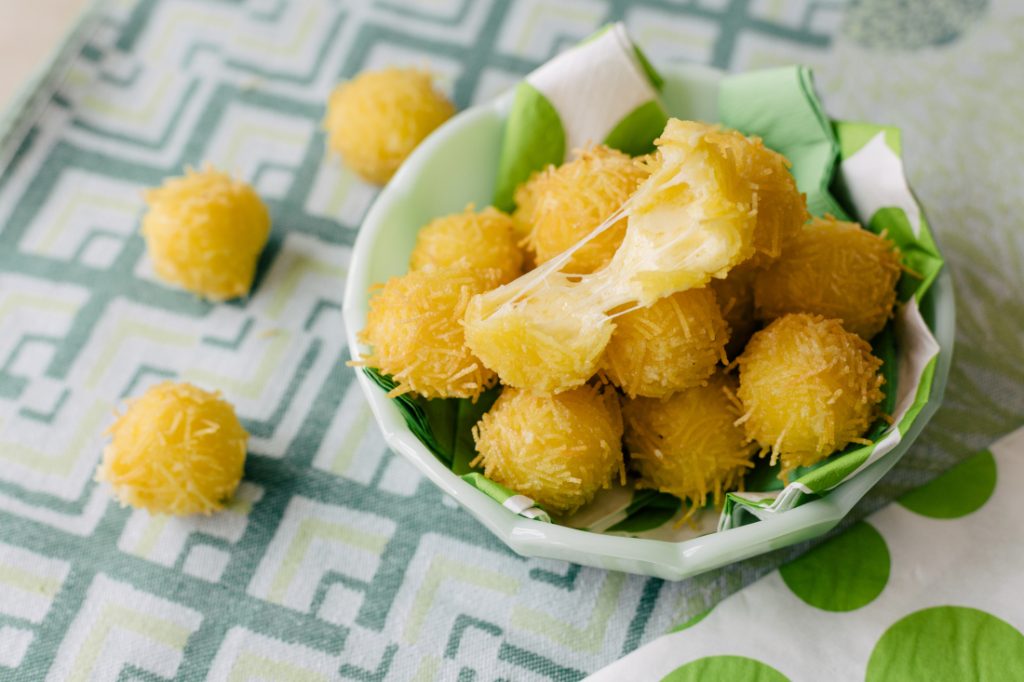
[661,656,789,682]
[779,521,889,612]
[867,606,1024,682]
[900,450,997,519]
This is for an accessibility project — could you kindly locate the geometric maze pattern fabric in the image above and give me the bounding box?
[0,0,1016,680]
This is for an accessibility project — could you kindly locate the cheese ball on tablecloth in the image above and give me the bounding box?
[324,68,454,185]
[142,166,270,301]
[95,382,248,516]
[754,215,902,340]
[359,267,503,400]
[409,205,523,283]
[471,385,624,515]
[601,287,729,399]
[737,313,885,476]
[623,372,756,518]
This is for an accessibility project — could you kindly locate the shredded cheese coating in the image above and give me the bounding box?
[360,267,503,400]
[324,68,454,184]
[754,215,902,339]
[409,205,523,283]
[624,372,757,518]
[737,313,885,476]
[602,287,728,398]
[95,382,248,516]
[142,166,270,301]
[472,385,624,515]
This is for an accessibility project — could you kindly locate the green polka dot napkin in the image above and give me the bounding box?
[590,427,1024,680]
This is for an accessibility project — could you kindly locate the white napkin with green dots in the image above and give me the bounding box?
[589,426,1024,681]
[493,23,667,211]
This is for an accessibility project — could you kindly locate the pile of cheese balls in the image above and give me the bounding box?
[361,116,902,520]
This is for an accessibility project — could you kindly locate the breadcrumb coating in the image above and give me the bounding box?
[324,68,454,184]
[409,205,523,283]
[754,215,902,339]
[737,313,885,476]
[624,372,756,518]
[602,287,728,398]
[360,267,503,400]
[96,382,248,515]
[142,166,270,301]
[472,385,624,515]
[515,145,649,273]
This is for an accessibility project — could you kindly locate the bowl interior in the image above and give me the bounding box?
[342,63,954,579]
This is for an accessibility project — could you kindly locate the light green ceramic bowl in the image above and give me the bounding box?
[342,63,955,580]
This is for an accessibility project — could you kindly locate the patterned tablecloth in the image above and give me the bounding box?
[0,1,1020,680]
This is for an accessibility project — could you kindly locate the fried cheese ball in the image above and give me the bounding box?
[711,263,757,360]
[737,313,885,475]
[623,372,756,517]
[471,385,624,515]
[409,205,523,282]
[714,132,809,268]
[142,166,270,301]
[464,120,759,394]
[754,216,902,339]
[324,68,454,184]
[515,145,649,273]
[360,268,503,400]
[602,287,729,398]
[96,382,248,515]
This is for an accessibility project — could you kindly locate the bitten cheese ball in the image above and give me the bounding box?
[360,267,503,400]
[602,287,728,398]
[464,120,759,394]
[711,263,757,360]
[754,216,902,339]
[624,372,756,516]
[142,166,270,301]
[409,205,523,283]
[96,382,248,515]
[737,313,885,475]
[324,68,454,184]
[515,145,649,273]
[471,385,624,515]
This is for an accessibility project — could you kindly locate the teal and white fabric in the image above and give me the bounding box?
[591,427,1024,681]
[0,1,1021,680]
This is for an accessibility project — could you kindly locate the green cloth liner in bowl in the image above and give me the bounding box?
[366,27,944,536]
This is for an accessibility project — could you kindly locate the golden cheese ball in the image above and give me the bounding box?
[737,313,885,476]
[623,372,756,516]
[754,216,902,339]
[715,133,809,269]
[602,287,728,399]
[142,166,270,301]
[96,382,248,515]
[409,205,523,283]
[360,267,503,400]
[324,68,455,184]
[472,385,624,515]
[711,262,757,360]
[515,145,649,273]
